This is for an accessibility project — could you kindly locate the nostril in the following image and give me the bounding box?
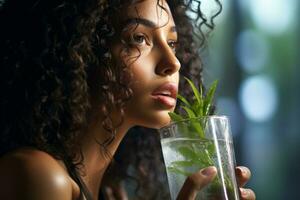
[155,63,179,76]
[163,68,175,75]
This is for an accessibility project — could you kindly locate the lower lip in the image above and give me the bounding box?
[152,95,176,108]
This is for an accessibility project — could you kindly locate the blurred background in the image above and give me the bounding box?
[201,0,300,199]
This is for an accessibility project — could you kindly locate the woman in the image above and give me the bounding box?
[0,0,255,199]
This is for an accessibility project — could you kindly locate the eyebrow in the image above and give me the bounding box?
[122,18,177,33]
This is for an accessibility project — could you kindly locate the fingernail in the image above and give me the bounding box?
[201,166,217,176]
[236,167,243,175]
[240,188,249,198]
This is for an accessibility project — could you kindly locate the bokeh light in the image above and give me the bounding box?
[239,75,278,122]
[236,30,269,73]
[249,0,297,35]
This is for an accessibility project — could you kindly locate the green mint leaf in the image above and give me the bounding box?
[168,112,184,122]
[184,77,202,106]
[178,146,198,161]
[204,80,218,116]
[182,106,196,118]
[177,94,192,108]
[171,160,195,167]
[167,166,192,176]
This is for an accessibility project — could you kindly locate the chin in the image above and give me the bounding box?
[140,111,172,129]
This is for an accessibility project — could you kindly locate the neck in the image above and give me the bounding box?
[78,116,132,199]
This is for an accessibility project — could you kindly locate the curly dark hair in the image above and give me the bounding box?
[0,0,222,199]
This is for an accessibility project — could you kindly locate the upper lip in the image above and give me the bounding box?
[152,82,178,99]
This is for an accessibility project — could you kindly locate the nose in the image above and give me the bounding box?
[155,44,181,76]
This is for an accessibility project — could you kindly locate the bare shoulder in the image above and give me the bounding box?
[0,148,77,200]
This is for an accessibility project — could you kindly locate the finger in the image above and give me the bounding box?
[104,186,116,200]
[177,166,217,200]
[113,185,128,200]
[104,184,128,200]
[240,188,256,200]
[236,166,251,187]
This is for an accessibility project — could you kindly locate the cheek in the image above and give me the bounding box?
[129,56,155,88]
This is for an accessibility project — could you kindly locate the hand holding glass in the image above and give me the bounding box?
[159,116,240,200]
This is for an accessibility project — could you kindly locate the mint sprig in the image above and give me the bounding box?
[169,77,218,122]
[168,77,218,139]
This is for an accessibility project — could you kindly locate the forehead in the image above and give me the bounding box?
[121,0,175,27]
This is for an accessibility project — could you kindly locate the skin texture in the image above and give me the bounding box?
[0,0,255,200]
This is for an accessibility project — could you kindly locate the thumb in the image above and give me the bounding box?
[177,166,217,200]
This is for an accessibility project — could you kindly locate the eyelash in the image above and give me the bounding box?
[168,40,178,53]
[130,33,149,45]
[129,33,178,53]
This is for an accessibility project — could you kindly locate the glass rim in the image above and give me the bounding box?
[158,115,229,130]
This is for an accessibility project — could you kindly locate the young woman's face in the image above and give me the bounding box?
[111,0,180,129]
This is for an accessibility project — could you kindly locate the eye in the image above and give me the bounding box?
[130,33,148,45]
[168,40,178,53]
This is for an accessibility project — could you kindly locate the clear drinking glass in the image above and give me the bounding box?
[159,116,240,200]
